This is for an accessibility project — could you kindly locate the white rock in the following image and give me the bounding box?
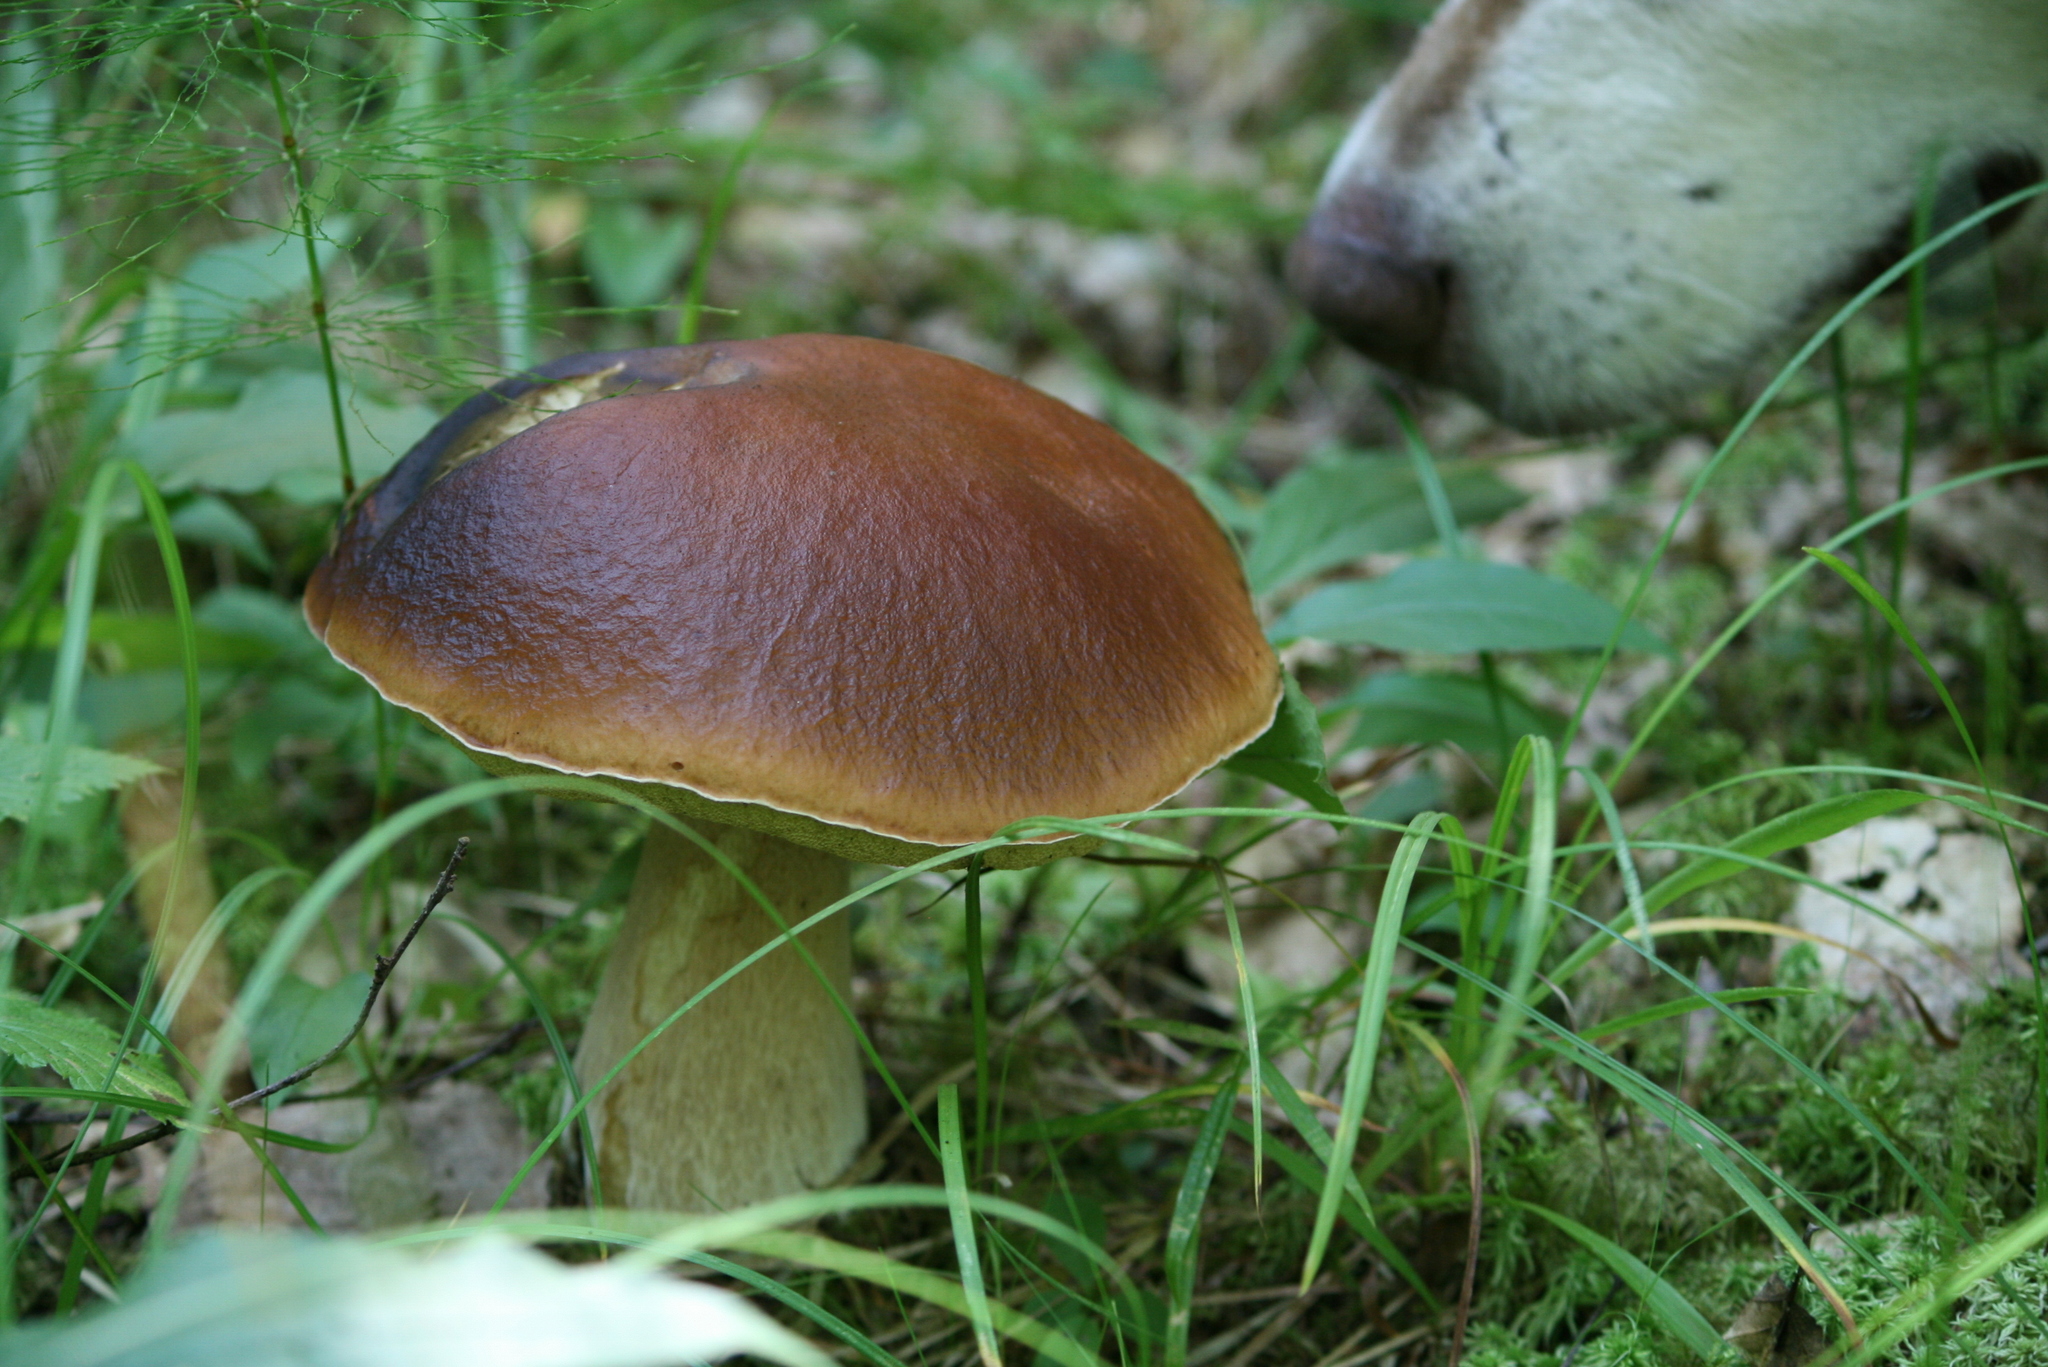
[1783,817,2028,1028]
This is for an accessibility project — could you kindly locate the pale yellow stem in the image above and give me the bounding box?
[576,823,866,1211]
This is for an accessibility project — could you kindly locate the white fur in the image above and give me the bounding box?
[1317,0,2048,430]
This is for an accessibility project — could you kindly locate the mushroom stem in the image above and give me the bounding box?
[575,822,867,1211]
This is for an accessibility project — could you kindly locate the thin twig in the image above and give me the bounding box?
[394,1016,542,1095]
[287,1017,543,1105]
[43,839,470,1170]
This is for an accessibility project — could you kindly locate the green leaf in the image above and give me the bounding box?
[170,495,275,572]
[1220,673,1344,814]
[248,972,370,1096]
[1245,453,1525,595]
[195,587,323,663]
[0,991,185,1104]
[1271,559,1670,655]
[584,199,698,310]
[171,221,356,345]
[1326,670,1560,755]
[1497,1199,1725,1360]
[1640,788,1928,915]
[117,370,435,504]
[937,1086,1001,1367]
[1584,988,1814,1038]
[1302,811,1439,1288]
[0,610,278,672]
[0,735,161,822]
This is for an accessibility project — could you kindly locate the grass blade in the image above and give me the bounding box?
[1302,809,1441,1290]
[1634,787,1927,918]
[1496,1199,1723,1359]
[1210,862,1262,1196]
[683,1250,907,1367]
[939,1083,1001,1367]
[1471,736,1555,1117]
[964,855,990,1167]
[1164,1062,1240,1367]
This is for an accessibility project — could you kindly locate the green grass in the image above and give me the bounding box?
[3,2,2047,1364]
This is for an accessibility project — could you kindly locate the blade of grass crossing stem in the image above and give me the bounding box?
[1472,737,1557,1121]
[500,811,994,1211]
[1807,546,2048,1185]
[1209,862,1262,1197]
[965,854,990,1168]
[939,1084,1002,1367]
[1165,1062,1241,1367]
[131,461,206,1045]
[1302,810,1442,1290]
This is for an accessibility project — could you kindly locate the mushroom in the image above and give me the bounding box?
[304,335,1280,1211]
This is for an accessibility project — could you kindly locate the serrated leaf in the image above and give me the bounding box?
[1271,558,1669,655]
[249,972,371,1097]
[0,990,185,1103]
[1640,789,1929,915]
[1,1231,834,1367]
[117,370,435,504]
[1220,673,1344,815]
[0,735,162,822]
[1246,453,1525,595]
[1326,670,1560,755]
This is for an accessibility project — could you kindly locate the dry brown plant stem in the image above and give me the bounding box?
[119,764,234,1074]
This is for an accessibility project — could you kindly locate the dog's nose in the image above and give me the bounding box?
[1288,184,1448,375]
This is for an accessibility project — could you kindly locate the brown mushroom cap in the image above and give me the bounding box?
[306,335,1280,865]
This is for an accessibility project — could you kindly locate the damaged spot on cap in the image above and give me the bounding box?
[431,362,629,485]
